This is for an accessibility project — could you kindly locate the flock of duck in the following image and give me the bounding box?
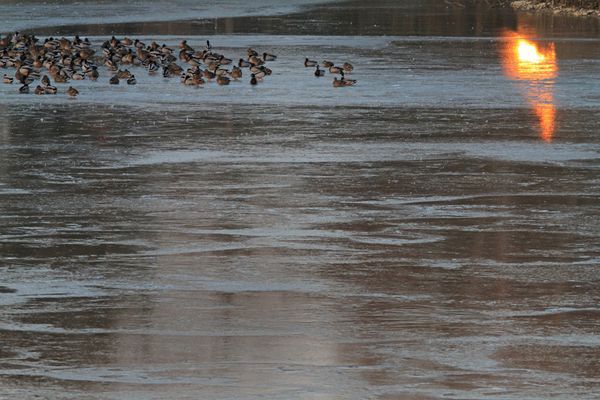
[0,32,357,97]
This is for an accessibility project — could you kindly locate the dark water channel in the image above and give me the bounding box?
[1,1,599,399]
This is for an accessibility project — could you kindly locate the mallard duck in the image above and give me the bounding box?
[343,62,354,72]
[18,65,32,77]
[126,75,136,85]
[2,74,13,84]
[340,71,356,83]
[67,86,79,97]
[249,55,263,66]
[116,69,132,79]
[230,66,242,79]
[184,75,205,86]
[44,85,58,94]
[121,50,134,64]
[329,65,342,74]
[109,75,119,84]
[104,59,118,71]
[239,58,251,68]
[250,73,257,85]
[333,76,357,87]
[22,76,35,85]
[122,37,133,46]
[72,71,85,80]
[86,67,99,80]
[219,55,232,65]
[314,66,325,77]
[304,58,318,67]
[53,74,68,83]
[34,85,45,95]
[263,52,277,61]
[148,62,159,74]
[322,60,334,68]
[202,69,215,80]
[216,75,230,85]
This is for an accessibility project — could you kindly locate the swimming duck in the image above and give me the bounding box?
[250,73,257,85]
[322,60,334,68]
[109,75,119,84]
[34,85,45,95]
[343,62,354,72]
[304,58,318,67]
[126,75,137,85]
[314,66,325,77]
[333,75,357,87]
[2,74,13,84]
[340,71,355,83]
[67,86,79,97]
[329,65,343,74]
[18,84,28,93]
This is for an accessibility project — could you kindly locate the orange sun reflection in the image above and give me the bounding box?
[501,30,558,142]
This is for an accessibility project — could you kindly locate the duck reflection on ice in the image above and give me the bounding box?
[500,29,558,142]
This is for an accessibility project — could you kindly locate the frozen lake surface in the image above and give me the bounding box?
[1,1,599,399]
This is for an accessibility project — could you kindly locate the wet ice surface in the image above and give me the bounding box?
[1,2,600,400]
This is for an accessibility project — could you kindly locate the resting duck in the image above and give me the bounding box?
[238,58,252,68]
[44,85,58,94]
[116,69,132,79]
[216,75,230,85]
[2,74,13,84]
[230,66,242,79]
[67,86,79,97]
